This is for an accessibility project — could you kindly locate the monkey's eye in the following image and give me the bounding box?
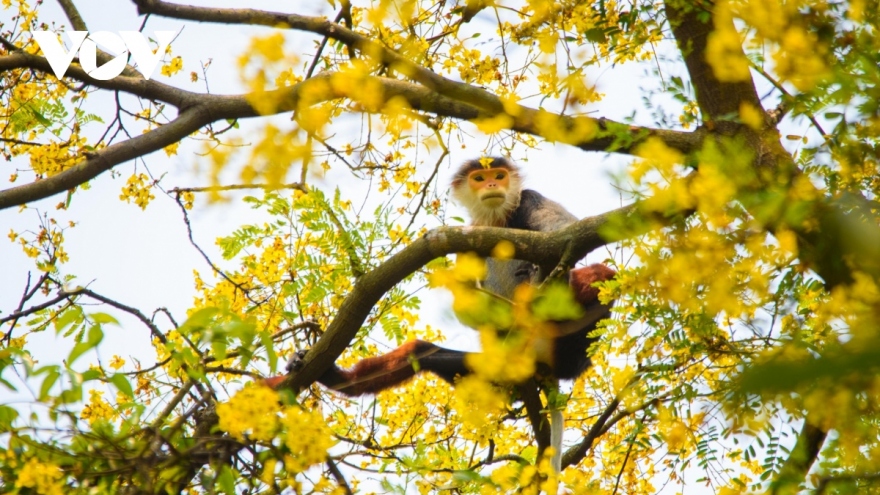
[495,173,506,180]
[472,175,485,182]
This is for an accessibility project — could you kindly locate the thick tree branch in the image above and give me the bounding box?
[0,104,210,209]
[133,0,702,154]
[767,422,827,494]
[561,396,621,469]
[281,202,646,392]
[816,473,880,494]
[0,52,196,106]
[664,1,762,129]
[0,58,700,209]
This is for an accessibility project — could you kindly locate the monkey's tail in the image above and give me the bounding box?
[264,340,470,396]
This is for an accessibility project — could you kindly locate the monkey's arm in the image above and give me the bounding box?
[265,340,470,396]
[514,190,579,232]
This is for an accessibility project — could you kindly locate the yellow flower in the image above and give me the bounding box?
[452,252,487,282]
[280,406,335,473]
[454,375,506,430]
[739,102,764,130]
[473,113,514,134]
[15,458,64,495]
[217,385,281,442]
[491,240,515,260]
[160,56,183,77]
[80,389,115,424]
[706,2,750,82]
[109,355,125,370]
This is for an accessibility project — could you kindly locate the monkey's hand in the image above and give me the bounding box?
[514,264,539,283]
[260,350,310,390]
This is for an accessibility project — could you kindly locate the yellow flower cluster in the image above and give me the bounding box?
[706,1,751,82]
[709,0,830,90]
[15,458,64,495]
[454,376,506,434]
[80,389,115,425]
[280,406,336,473]
[443,45,500,85]
[480,449,558,494]
[160,56,183,77]
[465,329,536,383]
[217,385,281,442]
[29,135,85,177]
[119,173,155,209]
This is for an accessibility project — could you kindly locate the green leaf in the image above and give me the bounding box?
[179,307,220,333]
[109,373,134,398]
[532,282,585,321]
[262,331,278,372]
[54,306,84,334]
[90,312,119,325]
[68,324,104,365]
[211,338,228,361]
[81,369,103,381]
[58,386,82,404]
[39,368,60,401]
[739,346,880,394]
[584,28,607,43]
[217,465,237,495]
[0,405,19,431]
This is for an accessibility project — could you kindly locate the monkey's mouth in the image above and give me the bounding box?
[481,192,506,201]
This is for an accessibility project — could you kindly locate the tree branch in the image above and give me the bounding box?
[281,201,646,392]
[664,0,762,129]
[767,422,827,495]
[0,60,700,210]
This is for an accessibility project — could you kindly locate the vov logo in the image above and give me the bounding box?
[31,31,175,81]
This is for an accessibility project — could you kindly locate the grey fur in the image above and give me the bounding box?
[480,189,577,301]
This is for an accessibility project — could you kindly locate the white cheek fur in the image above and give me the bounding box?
[452,175,522,226]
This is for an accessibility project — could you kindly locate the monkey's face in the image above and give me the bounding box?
[468,167,511,209]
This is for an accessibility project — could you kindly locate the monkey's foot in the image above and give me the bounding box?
[286,349,310,373]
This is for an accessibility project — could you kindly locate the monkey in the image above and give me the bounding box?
[263,157,615,396]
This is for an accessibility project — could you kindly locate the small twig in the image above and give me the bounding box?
[70,287,166,344]
[3,272,50,343]
[203,366,260,378]
[1,290,73,327]
[326,458,354,495]
[170,193,261,305]
[611,418,638,495]
[750,63,828,140]
[169,182,306,194]
[152,307,179,329]
[150,380,195,429]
